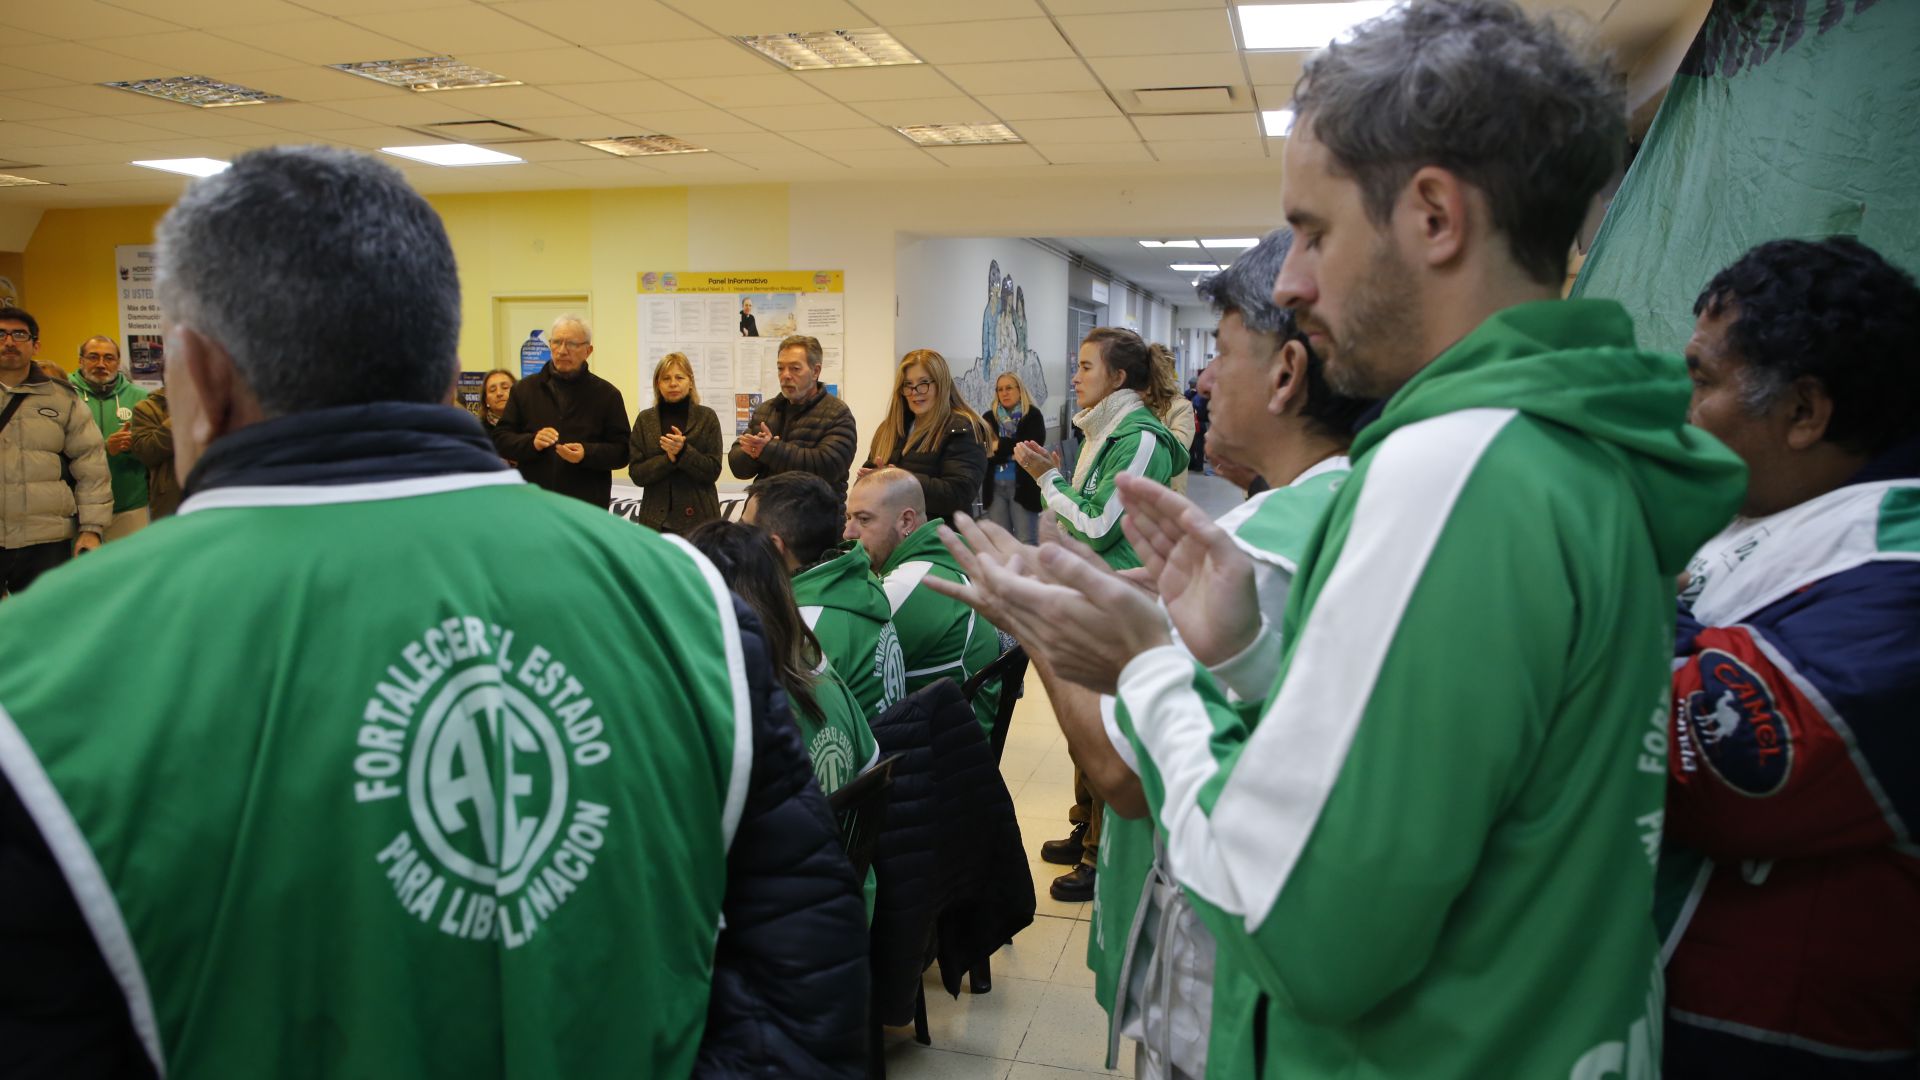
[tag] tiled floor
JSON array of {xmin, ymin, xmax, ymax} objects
[{"xmin": 883, "ymin": 471, "xmax": 1244, "ymax": 1079}]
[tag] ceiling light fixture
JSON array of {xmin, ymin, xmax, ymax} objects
[
  {"xmin": 895, "ymin": 123, "xmax": 1022, "ymax": 146},
  {"xmin": 0, "ymin": 173, "xmax": 54, "ymax": 187},
  {"xmin": 1170, "ymin": 263, "xmax": 1226, "ymax": 273},
  {"xmin": 1138, "ymin": 240, "xmax": 1202, "ymax": 248},
  {"xmin": 380, "ymin": 144, "xmax": 523, "ymax": 167},
  {"xmin": 1261, "ymin": 109, "xmax": 1296, "ymax": 137},
  {"xmin": 1237, "ymin": 2, "xmax": 1393, "ymax": 50},
  {"xmin": 131, "ymin": 157, "xmax": 231, "ymax": 177},
  {"xmin": 581, "ymin": 135, "xmax": 710, "ymax": 157},
  {"xmin": 333, "ymin": 57, "xmax": 522, "ymax": 93},
  {"xmin": 104, "ymin": 75, "xmax": 283, "ymax": 108},
  {"xmin": 737, "ymin": 28, "xmax": 921, "ymax": 70}
]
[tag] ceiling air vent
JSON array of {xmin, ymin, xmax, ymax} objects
[{"xmin": 1129, "ymin": 87, "xmax": 1237, "ymax": 114}]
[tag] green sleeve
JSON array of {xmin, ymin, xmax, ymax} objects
[{"xmin": 1040, "ymin": 431, "xmax": 1173, "ymax": 554}]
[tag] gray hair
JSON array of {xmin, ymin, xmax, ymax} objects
[
  {"xmin": 778, "ymin": 334, "xmax": 823, "ymax": 369},
  {"xmin": 154, "ymin": 145, "xmax": 460, "ymax": 415},
  {"xmin": 550, "ymin": 313, "xmax": 591, "ymax": 342},
  {"xmin": 1195, "ymin": 230, "xmax": 1296, "ymax": 336},
  {"xmin": 78, "ymin": 335, "xmax": 120, "ymax": 357},
  {"xmin": 1293, "ymin": 0, "xmax": 1625, "ymax": 285}
]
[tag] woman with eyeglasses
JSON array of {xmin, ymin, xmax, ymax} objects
[
  {"xmin": 981, "ymin": 372, "xmax": 1045, "ymax": 543},
  {"xmin": 862, "ymin": 349, "xmax": 990, "ymax": 524}
]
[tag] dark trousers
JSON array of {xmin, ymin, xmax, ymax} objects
[{"xmin": 1, "ymin": 540, "xmax": 69, "ymax": 597}]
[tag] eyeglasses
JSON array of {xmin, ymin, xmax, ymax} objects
[
  {"xmin": 0, "ymin": 329, "xmax": 34, "ymax": 342},
  {"xmin": 902, "ymin": 378, "xmax": 935, "ymax": 395},
  {"xmin": 82, "ymin": 352, "xmax": 118, "ymax": 363},
  {"xmin": 549, "ymin": 338, "xmax": 588, "ymax": 351}
]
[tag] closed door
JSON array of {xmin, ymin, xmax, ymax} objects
[{"xmin": 492, "ymin": 295, "xmax": 591, "ymax": 377}]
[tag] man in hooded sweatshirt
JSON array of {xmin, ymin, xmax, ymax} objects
[
  {"xmin": 844, "ymin": 467, "xmax": 1002, "ymax": 735},
  {"xmin": 928, "ymin": 1, "xmax": 1748, "ymax": 1075},
  {"xmin": 746, "ymin": 470, "xmax": 906, "ymax": 721},
  {"xmin": 68, "ymin": 336, "xmax": 150, "ymax": 541}
]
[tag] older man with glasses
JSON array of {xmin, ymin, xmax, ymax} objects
[{"xmin": 490, "ymin": 314, "xmax": 632, "ymax": 508}]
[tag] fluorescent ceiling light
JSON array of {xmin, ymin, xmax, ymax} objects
[
  {"xmin": 1262, "ymin": 109, "xmax": 1296, "ymax": 137},
  {"xmin": 737, "ymin": 28, "xmax": 921, "ymax": 70},
  {"xmin": 0, "ymin": 173, "xmax": 54, "ymax": 187},
  {"xmin": 333, "ymin": 57, "xmax": 521, "ymax": 93},
  {"xmin": 131, "ymin": 157, "xmax": 230, "ymax": 177},
  {"xmin": 1138, "ymin": 240, "xmax": 1202, "ymax": 248},
  {"xmin": 1170, "ymin": 263, "xmax": 1226, "ymax": 272},
  {"xmin": 582, "ymin": 135, "xmax": 709, "ymax": 157},
  {"xmin": 104, "ymin": 75, "xmax": 282, "ymax": 108},
  {"xmin": 381, "ymin": 144, "xmax": 523, "ymax": 167},
  {"xmin": 895, "ymin": 123, "xmax": 1022, "ymax": 146},
  {"xmin": 1237, "ymin": 2, "xmax": 1394, "ymax": 50},
  {"xmin": 1203, "ymin": 238, "xmax": 1258, "ymax": 248}
]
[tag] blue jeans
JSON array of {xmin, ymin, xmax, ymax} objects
[{"xmin": 984, "ymin": 473, "xmax": 1038, "ymax": 544}]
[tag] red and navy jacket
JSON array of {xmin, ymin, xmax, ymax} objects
[{"xmin": 1663, "ymin": 436, "xmax": 1920, "ymax": 1066}]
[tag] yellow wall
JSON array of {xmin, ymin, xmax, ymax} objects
[{"xmin": 20, "ymin": 205, "xmax": 167, "ymax": 371}]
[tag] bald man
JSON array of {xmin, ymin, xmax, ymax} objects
[{"xmin": 844, "ymin": 468, "xmax": 1003, "ymax": 734}]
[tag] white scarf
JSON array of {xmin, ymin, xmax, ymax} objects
[{"xmin": 1071, "ymin": 390, "xmax": 1145, "ymax": 491}]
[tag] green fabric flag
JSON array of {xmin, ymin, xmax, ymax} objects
[{"xmin": 1573, "ymin": 0, "xmax": 1920, "ymax": 353}]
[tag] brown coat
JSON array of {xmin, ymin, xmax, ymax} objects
[{"xmin": 126, "ymin": 389, "xmax": 180, "ymax": 519}]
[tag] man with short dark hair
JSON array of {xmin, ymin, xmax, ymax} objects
[
  {"xmin": 927, "ymin": 1, "xmax": 1749, "ymax": 1073},
  {"xmin": 1663, "ymin": 236, "xmax": 1920, "ymax": 1075},
  {"xmin": 746, "ymin": 470, "xmax": 904, "ymax": 721},
  {"xmin": 0, "ymin": 146, "xmax": 867, "ymax": 1078},
  {"xmin": 729, "ymin": 334, "xmax": 858, "ymax": 500},
  {"xmin": 844, "ymin": 467, "xmax": 1001, "ymax": 735},
  {"xmin": 68, "ymin": 334, "xmax": 151, "ymax": 541},
  {"xmin": 491, "ymin": 314, "xmax": 631, "ymax": 508},
  {"xmin": 0, "ymin": 306, "xmax": 111, "ymax": 594}
]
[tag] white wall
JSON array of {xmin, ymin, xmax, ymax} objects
[{"xmin": 894, "ymin": 236, "xmax": 1069, "ymax": 419}]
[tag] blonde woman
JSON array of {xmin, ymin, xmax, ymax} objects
[
  {"xmin": 1147, "ymin": 347, "xmax": 1196, "ymax": 494},
  {"xmin": 862, "ymin": 348, "xmax": 990, "ymax": 523},
  {"xmin": 981, "ymin": 371, "xmax": 1045, "ymax": 543},
  {"xmin": 628, "ymin": 353, "xmax": 721, "ymax": 534}
]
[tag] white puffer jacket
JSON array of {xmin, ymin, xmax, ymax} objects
[{"xmin": 0, "ymin": 366, "xmax": 112, "ymax": 548}]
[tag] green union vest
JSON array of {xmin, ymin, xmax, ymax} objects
[{"xmin": 0, "ymin": 476, "xmax": 750, "ymax": 1078}]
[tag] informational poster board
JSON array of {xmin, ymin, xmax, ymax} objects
[
  {"xmin": 114, "ymin": 245, "xmax": 165, "ymax": 388},
  {"xmin": 455, "ymin": 371, "xmax": 486, "ymax": 420},
  {"xmin": 636, "ymin": 270, "xmax": 845, "ymax": 428}
]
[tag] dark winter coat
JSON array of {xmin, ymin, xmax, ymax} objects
[
  {"xmin": 866, "ymin": 416, "xmax": 989, "ymax": 525},
  {"xmin": 865, "ymin": 680, "xmax": 1035, "ymax": 1027},
  {"xmin": 628, "ymin": 402, "xmax": 722, "ymax": 534},
  {"xmin": 980, "ymin": 407, "xmax": 1045, "ymax": 514},
  {"xmin": 728, "ymin": 387, "xmax": 858, "ymax": 501},
  {"xmin": 490, "ymin": 361, "xmax": 631, "ymax": 508}
]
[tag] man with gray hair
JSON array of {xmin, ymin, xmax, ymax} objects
[
  {"xmin": 927, "ymin": 1, "xmax": 1749, "ymax": 1074},
  {"xmin": 491, "ymin": 313, "xmax": 631, "ymax": 507},
  {"xmin": 0, "ymin": 146, "xmax": 867, "ymax": 1078},
  {"xmin": 729, "ymin": 333, "xmax": 858, "ymax": 501},
  {"xmin": 68, "ymin": 334, "xmax": 151, "ymax": 540}
]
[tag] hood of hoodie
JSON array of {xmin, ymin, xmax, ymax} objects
[
  {"xmin": 1093, "ymin": 404, "xmax": 1191, "ymax": 476},
  {"xmin": 793, "ymin": 540, "xmax": 892, "ymax": 623},
  {"xmin": 880, "ymin": 520, "xmax": 962, "ymax": 578},
  {"xmin": 1355, "ymin": 299, "xmax": 1747, "ymax": 575},
  {"xmin": 69, "ymin": 369, "xmax": 136, "ymax": 402}
]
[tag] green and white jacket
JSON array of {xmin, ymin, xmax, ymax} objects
[
  {"xmin": 1111, "ymin": 300, "xmax": 1747, "ymax": 1078},
  {"xmin": 1039, "ymin": 392, "xmax": 1188, "ymax": 571},
  {"xmin": 794, "ymin": 540, "xmax": 906, "ymax": 721},
  {"xmin": 878, "ymin": 520, "xmax": 1003, "ymax": 735}
]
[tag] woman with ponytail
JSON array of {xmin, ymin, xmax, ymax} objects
[{"xmin": 1145, "ymin": 344, "xmax": 1196, "ymax": 494}]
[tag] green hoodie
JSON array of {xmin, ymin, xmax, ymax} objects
[
  {"xmin": 1111, "ymin": 300, "xmax": 1746, "ymax": 1078},
  {"xmin": 878, "ymin": 521, "xmax": 1003, "ymax": 735},
  {"xmin": 793, "ymin": 540, "xmax": 905, "ymax": 720},
  {"xmin": 69, "ymin": 370, "xmax": 149, "ymax": 513},
  {"xmin": 1041, "ymin": 403, "xmax": 1189, "ymax": 570}
]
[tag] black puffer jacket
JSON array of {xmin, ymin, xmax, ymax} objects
[
  {"xmin": 728, "ymin": 388, "xmax": 859, "ymax": 501},
  {"xmin": 866, "ymin": 416, "xmax": 990, "ymax": 525},
  {"xmin": 866, "ymin": 680, "xmax": 1035, "ymax": 1025}
]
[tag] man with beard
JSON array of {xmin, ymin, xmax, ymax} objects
[
  {"xmin": 68, "ymin": 335, "xmax": 151, "ymax": 541},
  {"xmin": 729, "ymin": 335, "xmax": 859, "ymax": 502},
  {"xmin": 490, "ymin": 314, "xmax": 631, "ymax": 507},
  {"xmin": 927, "ymin": 0, "xmax": 1749, "ymax": 1074}
]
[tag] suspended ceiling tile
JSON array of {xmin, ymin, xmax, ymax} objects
[
  {"xmin": 665, "ymin": 73, "xmax": 831, "ymax": 109},
  {"xmin": 1041, "ymin": 0, "xmax": 1221, "ymax": 12},
  {"xmin": 545, "ymin": 79, "xmax": 710, "ymax": 113},
  {"xmin": 4, "ymin": 84, "xmax": 185, "ymax": 115},
  {"xmin": 923, "ymin": 143, "xmax": 1046, "ymax": 167},
  {"xmin": 1087, "ymin": 52, "xmax": 1242, "ymax": 91},
  {"xmin": 437, "ymin": 86, "xmax": 592, "ymax": 120},
  {"xmin": 324, "ymin": 124, "xmax": 439, "ymax": 149},
  {"xmin": 888, "ymin": 20, "xmax": 1077, "ymax": 65},
  {"xmin": 853, "ymin": 95, "xmax": 999, "ymax": 126},
  {"xmin": 491, "ymin": 113, "xmax": 628, "ymax": 140},
  {"xmin": 725, "ymin": 149, "xmax": 846, "ymax": 172},
  {"xmin": 0, "ymin": 69, "xmax": 68, "ymax": 94},
  {"xmin": 7, "ymin": 142, "xmax": 169, "ymax": 166},
  {"xmin": 238, "ymin": 102, "xmax": 377, "ymax": 131},
  {"xmin": 323, "ymin": 95, "xmax": 486, "ymax": 125},
  {"xmin": 1130, "ymin": 113, "xmax": 1258, "ymax": 141},
  {"xmin": 852, "ymin": 0, "xmax": 1047, "ymax": 24},
  {"xmin": 593, "ymin": 40, "xmax": 779, "ymax": 80},
  {"xmin": 274, "ymin": 0, "xmax": 467, "ymax": 14},
  {"xmin": 976, "ymin": 91, "xmax": 1121, "ymax": 120},
  {"xmin": 730, "ymin": 102, "xmax": 873, "ymax": 131},
  {"xmin": 342, "ymin": 8, "xmax": 572, "ymax": 54},
  {"xmin": 672, "ymin": 0, "xmax": 872, "ymax": 37},
  {"xmin": 93, "ymin": 0, "xmax": 319, "ymax": 29},
  {"xmin": 488, "ymin": 139, "xmax": 607, "ymax": 162},
  {"xmin": 1029, "ymin": 141, "xmax": 1153, "ymax": 164},
  {"xmin": 632, "ymin": 152, "xmax": 761, "ymax": 176},
  {"xmin": 1009, "ymin": 116, "xmax": 1138, "ymax": 143},
  {"xmin": 1055, "ymin": 11, "xmax": 1238, "ymax": 57},
  {"xmin": 1147, "ymin": 137, "xmax": 1268, "ymax": 160},
  {"xmin": 90, "ymin": 31, "xmax": 290, "ymax": 72},
  {"xmin": 794, "ymin": 66, "xmax": 959, "ymax": 103},
  {"xmin": 607, "ymin": 106, "xmax": 765, "ymax": 134},
  {"xmin": 660, "ymin": 130, "xmax": 800, "ymax": 152},
  {"xmin": 228, "ymin": 66, "xmax": 406, "ymax": 102},
  {"xmin": 818, "ymin": 148, "xmax": 945, "ymax": 169},
  {"xmin": 15, "ymin": 162, "xmax": 155, "ymax": 184},
  {"xmin": 938, "ymin": 59, "xmax": 1101, "ymax": 96},
  {"xmin": 0, "ymin": 1, "xmax": 182, "ymax": 40},
  {"xmin": 0, "ymin": 95, "xmax": 88, "ymax": 123},
  {"xmin": 1251, "ymin": 83, "xmax": 1293, "ymax": 110},
  {"xmin": 434, "ymin": 47, "xmax": 640, "ymax": 85},
  {"xmin": 213, "ymin": 20, "xmax": 431, "ymax": 67},
  {"xmin": 486, "ymin": 0, "xmax": 713, "ymax": 46},
  {"xmin": 541, "ymin": 156, "xmax": 666, "ymax": 180},
  {"xmin": 798, "ymin": 127, "xmax": 917, "ymax": 151},
  {"xmin": 1242, "ymin": 51, "xmax": 1306, "ymax": 88},
  {"xmin": 134, "ymin": 109, "xmax": 285, "ymax": 138},
  {"xmin": 3, "ymin": 42, "xmax": 186, "ymax": 83}
]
